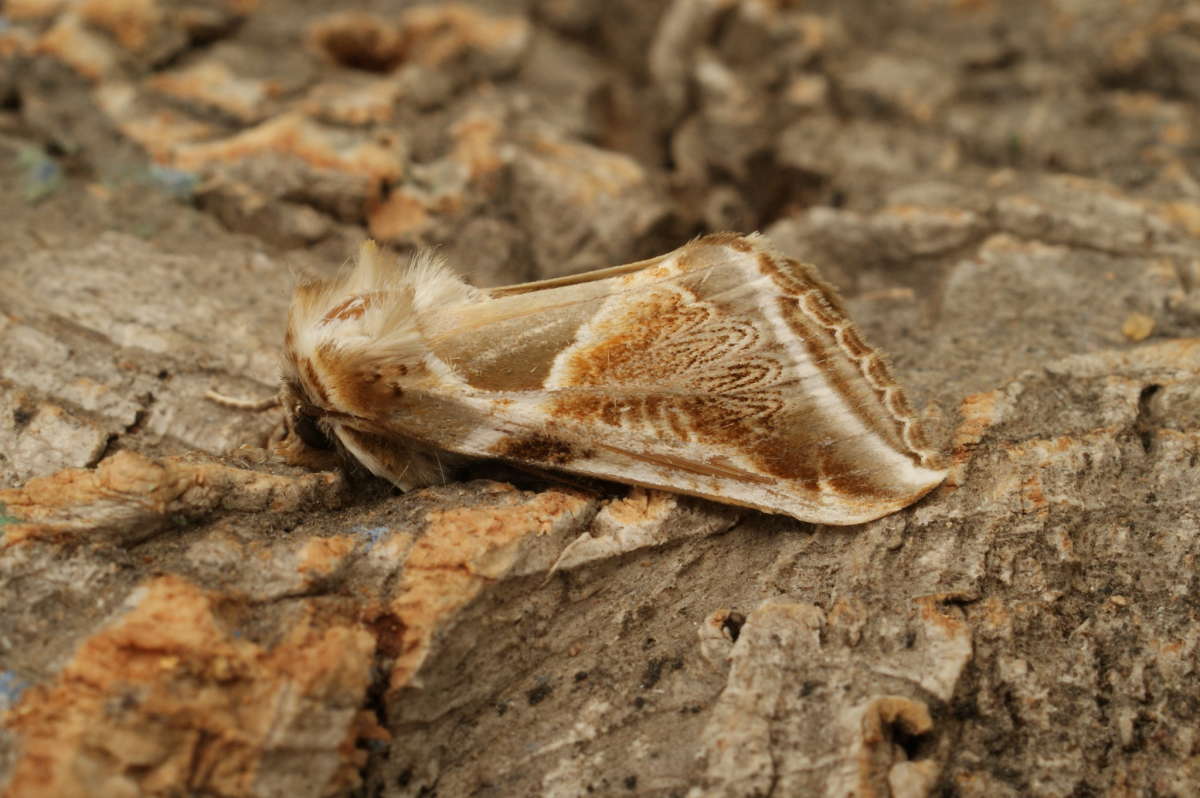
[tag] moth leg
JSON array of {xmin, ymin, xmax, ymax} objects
[
  {"xmin": 275, "ymin": 416, "xmax": 343, "ymax": 472},
  {"xmin": 266, "ymin": 415, "xmax": 290, "ymax": 449},
  {"xmin": 333, "ymin": 427, "xmax": 469, "ymax": 490}
]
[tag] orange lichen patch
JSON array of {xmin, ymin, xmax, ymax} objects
[
  {"xmin": 1019, "ymin": 474, "xmax": 1048, "ymax": 515},
  {"xmin": 1109, "ymin": 29, "xmax": 1152, "ymax": 71},
  {"xmin": 0, "ymin": 26, "xmax": 34, "ymax": 58},
  {"xmin": 385, "ymin": 489, "xmax": 590, "ymax": 689},
  {"xmin": 845, "ymin": 696, "xmax": 939, "ymax": 796},
  {"xmin": 3, "ymin": 575, "xmax": 375, "ymax": 798},
  {"xmin": 451, "ymin": 111, "xmax": 505, "ymax": 179},
  {"xmin": 883, "ymin": 204, "xmax": 969, "ymax": 224},
  {"xmin": 6, "ymin": 0, "xmax": 66, "ymax": 20},
  {"xmin": 975, "ymin": 596, "xmax": 1013, "ymax": 640},
  {"xmin": 367, "ymin": 189, "xmax": 432, "ymax": 241},
  {"xmin": 825, "ymin": 597, "xmax": 867, "ymax": 646},
  {"xmin": 172, "ymin": 112, "xmax": 406, "ymax": 182},
  {"xmin": 296, "ymin": 534, "xmax": 356, "ymax": 577},
  {"xmin": 947, "ymin": 390, "xmax": 1004, "ymax": 486},
  {"xmin": 1003, "ymin": 434, "xmax": 1077, "ymax": 461},
  {"xmin": 304, "ymin": 77, "xmax": 404, "ymax": 126},
  {"xmin": 36, "ymin": 13, "xmax": 121, "ymax": 81},
  {"xmin": 908, "ymin": 597, "xmax": 973, "ymax": 701},
  {"xmin": 1053, "ymin": 173, "xmax": 1134, "ymax": 200},
  {"xmin": 875, "ymin": 204, "xmax": 982, "ymax": 253},
  {"xmin": 309, "ymin": 11, "xmax": 405, "ymax": 73},
  {"xmin": 525, "ymin": 131, "xmax": 646, "ymax": 205},
  {"xmin": 913, "ymin": 596, "xmax": 970, "ymax": 638},
  {"xmin": 79, "ymin": 0, "xmax": 161, "ymax": 52},
  {"xmin": 86, "ymin": 182, "xmax": 113, "ymax": 201},
  {"xmin": 94, "ymin": 83, "xmax": 221, "ymax": 161},
  {"xmin": 859, "ymin": 696, "xmax": 933, "ymax": 743},
  {"xmin": 1047, "ymin": 526, "xmax": 1075, "ymax": 560},
  {"xmin": 0, "ymin": 450, "xmax": 345, "ymax": 547},
  {"xmin": 1154, "ymin": 637, "xmax": 1195, "ymax": 684},
  {"xmin": 397, "ymin": 3, "xmax": 530, "ymax": 68},
  {"xmin": 784, "ymin": 73, "xmax": 829, "ymax": 107},
  {"xmin": 371, "ymin": 529, "xmax": 414, "ymax": 561},
  {"xmin": 1046, "ymin": 338, "xmax": 1200, "ymax": 377},
  {"xmin": 598, "ymin": 488, "xmax": 676, "ymax": 526},
  {"xmin": 1121, "ymin": 312, "xmax": 1155, "ymax": 342},
  {"xmin": 976, "ymin": 230, "xmax": 1058, "ymax": 257},
  {"xmin": 1143, "ymin": 257, "xmax": 1181, "ymax": 289},
  {"xmin": 1111, "ymin": 90, "xmax": 1168, "ymax": 117},
  {"xmin": 148, "ymin": 61, "xmax": 276, "ymax": 123},
  {"xmin": 995, "ymin": 430, "xmax": 1125, "ymax": 513},
  {"xmin": 1159, "ymin": 201, "xmax": 1200, "ymax": 237},
  {"xmin": 1159, "ymin": 121, "xmax": 1191, "ymax": 147},
  {"xmin": 351, "ymin": 708, "xmax": 391, "ymax": 744}
]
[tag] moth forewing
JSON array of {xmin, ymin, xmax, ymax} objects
[{"xmin": 278, "ymin": 234, "xmax": 947, "ymax": 524}]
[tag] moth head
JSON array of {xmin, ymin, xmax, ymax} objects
[
  {"xmin": 274, "ymin": 372, "xmax": 456, "ymax": 490},
  {"xmin": 274, "ymin": 378, "xmax": 343, "ymax": 471},
  {"xmin": 274, "ymin": 240, "xmax": 481, "ymax": 482}
]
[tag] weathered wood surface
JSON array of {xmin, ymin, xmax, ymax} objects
[{"xmin": 3, "ymin": 2, "xmax": 1200, "ymax": 796}]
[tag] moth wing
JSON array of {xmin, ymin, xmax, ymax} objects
[
  {"xmin": 486, "ymin": 252, "xmax": 671, "ymax": 296},
  {"xmin": 408, "ymin": 234, "xmax": 945, "ymax": 524}
]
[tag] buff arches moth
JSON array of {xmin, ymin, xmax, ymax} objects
[{"xmin": 252, "ymin": 233, "xmax": 946, "ymax": 524}]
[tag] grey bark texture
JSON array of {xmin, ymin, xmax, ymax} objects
[{"xmin": 2, "ymin": 1, "xmax": 1200, "ymax": 796}]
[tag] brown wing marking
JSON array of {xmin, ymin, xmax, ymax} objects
[{"xmin": 593, "ymin": 443, "xmax": 774, "ymax": 484}]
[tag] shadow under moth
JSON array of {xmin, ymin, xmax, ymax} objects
[{"xmin": 271, "ymin": 233, "xmax": 946, "ymax": 524}]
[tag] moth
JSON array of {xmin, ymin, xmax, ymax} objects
[{"xmin": 273, "ymin": 233, "xmax": 946, "ymax": 524}]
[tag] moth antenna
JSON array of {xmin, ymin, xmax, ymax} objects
[
  {"xmin": 434, "ymin": 450, "xmax": 446, "ymax": 485},
  {"xmin": 204, "ymin": 389, "xmax": 280, "ymax": 412}
]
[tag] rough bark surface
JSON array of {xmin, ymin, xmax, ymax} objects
[{"xmin": 2, "ymin": 1, "xmax": 1200, "ymax": 796}]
